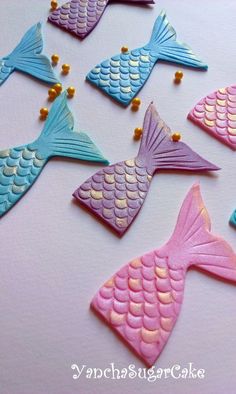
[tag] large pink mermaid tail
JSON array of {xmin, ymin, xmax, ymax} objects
[
  {"xmin": 188, "ymin": 85, "xmax": 236, "ymax": 150},
  {"xmin": 48, "ymin": 0, "xmax": 154, "ymax": 39},
  {"xmin": 91, "ymin": 184, "xmax": 236, "ymax": 366},
  {"xmin": 73, "ymin": 104, "xmax": 219, "ymax": 236}
]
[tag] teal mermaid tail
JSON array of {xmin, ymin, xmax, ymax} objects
[
  {"xmin": 87, "ymin": 10, "xmax": 207, "ymax": 106},
  {"xmin": 0, "ymin": 23, "xmax": 59, "ymax": 86},
  {"xmin": 0, "ymin": 92, "xmax": 108, "ymax": 216}
]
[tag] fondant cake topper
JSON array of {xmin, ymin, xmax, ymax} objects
[
  {"xmin": 188, "ymin": 85, "xmax": 236, "ymax": 150},
  {"xmin": 91, "ymin": 184, "xmax": 236, "ymax": 366},
  {"xmin": 188, "ymin": 85, "xmax": 236, "ymax": 229},
  {"xmin": 0, "ymin": 92, "xmax": 108, "ymax": 217},
  {"xmin": 73, "ymin": 103, "xmax": 219, "ymax": 236},
  {"xmin": 0, "ymin": 23, "xmax": 59, "ymax": 86},
  {"xmin": 48, "ymin": 0, "xmax": 154, "ymax": 40},
  {"xmin": 86, "ymin": 10, "xmax": 208, "ymax": 106}
]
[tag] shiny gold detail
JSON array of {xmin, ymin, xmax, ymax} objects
[
  {"xmin": 219, "ymin": 88, "xmax": 226, "ymax": 94},
  {"xmin": 91, "ymin": 189, "xmax": 103, "ymax": 199},
  {"xmin": 3, "ymin": 166, "xmax": 17, "ymax": 176},
  {"xmin": 110, "ymin": 310, "xmax": 125, "ymax": 325},
  {"xmin": 130, "ymin": 258, "xmax": 142, "ymax": 268},
  {"xmin": 39, "ymin": 107, "xmax": 49, "ymax": 119},
  {"xmin": 50, "ymin": 0, "xmax": 58, "ymax": 10},
  {"xmin": 51, "ymin": 54, "xmax": 59, "ymax": 65},
  {"xmin": 172, "ymin": 132, "xmax": 181, "ymax": 142},
  {"xmin": 125, "ymin": 174, "xmax": 137, "ymax": 184},
  {"xmin": 125, "ymin": 159, "xmax": 135, "ymax": 167},
  {"xmin": 228, "ymin": 127, "xmax": 236, "ymax": 135},
  {"xmin": 205, "ymin": 104, "xmax": 215, "ymax": 112},
  {"xmin": 121, "ymin": 46, "xmax": 129, "ymax": 53},
  {"xmin": 204, "ymin": 118, "xmax": 215, "ymax": 127},
  {"xmin": 134, "ymin": 127, "xmax": 143, "ymax": 140},
  {"xmin": 128, "ymin": 278, "xmax": 141, "ymax": 291},
  {"xmin": 105, "ymin": 174, "xmax": 115, "ymax": 184},
  {"xmin": 161, "ymin": 317, "xmax": 173, "ymax": 331},
  {"xmin": 157, "ymin": 291, "xmax": 172, "ymax": 304},
  {"xmin": 140, "ymin": 55, "xmax": 149, "ymax": 62},
  {"xmin": 132, "ymin": 98, "xmax": 141, "ymax": 106},
  {"xmin": 116, "ymin": 217, "xmax": 128, "ymax": 228},
  {"xmin": 115, "ymin": 198, "xmax": 127, "ymax": 209},
  {"xmin": 67, "ymin": 86, "xmax": 76, "ymax": 98},
  {"xmin": 155, "ymin": 266, "xmax": 168, "ymax": 279},
  {"xmin": 175, "ymin": 70, "xmax": 184, "ymax": 80},
  {"xmin": 48, "ymin": 88, "xmax": 57, "ymax": 101},
  {"xmin": 53, "ymin": 83, "xmax": 62, "ymax": 94},
  {"xmin": 105, "ymin": 277, "xmax": 114, "ymax": 288},
  {"xmin": 0, "ymin": 149, "xmax": 10, "ymax": 158},
  {"xmin": 141, "ymin": 328, "xmax": 160, "ymax": 344},
  {"xmin": 216, "ymin": 99, "xmax": 226, "ymax": 107},
  {"xmin": 61, "ymin": 64, "xmax": 70, "ymax": 74},
  {"xmin": 130, "ymin": 302, "xmax": 142, "ymax": 315},
  {"xmin": 228, "ymin": 113, "xmax": 236, "ymax": 121}
]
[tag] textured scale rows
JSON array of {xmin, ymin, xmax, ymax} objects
[
  {"xmin": 0, "ymin": 147, "xmax": 45, "ymax": 215},
  {"xmin": 188, "ymin": 85, "xmax": 236, "ymax": 149},
  {"xmin": 92, "ymin": 184, "xmax": 236, "ymax": 365},
  {"xmin": 48, "ymin": 0, "xmax": 108, "ymax": 38},
  {"xmin": 88, "ymin": 48, "xmax": 156, "ymax": 105},
  {"xmin": 77, "ymin": 158, "xmax": 152, "ymax": 232},
  {"xmin": 92, "ymin": 253, "xmax": 184, "ymax": 367}
]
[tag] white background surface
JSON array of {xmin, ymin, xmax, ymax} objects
[{"xmin": 0, "ymin": 0, "xmax": 236, "ymax": 393}]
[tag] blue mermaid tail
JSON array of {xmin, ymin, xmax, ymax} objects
[
  {"xmin": 87, "ymin": 10, "xmax": 208, "ymax": 106},
  {"xmin": 0, "ymin": 23, "xmax": 59, "ymax": 86},
  {"xmin": 0, "ymin": 92, "xmax": 108, "ymax": 216}
]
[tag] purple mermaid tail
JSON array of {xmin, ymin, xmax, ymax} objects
[{"xmin": 73, "ymin": 104, "xmax": 219, "ymax": 236}]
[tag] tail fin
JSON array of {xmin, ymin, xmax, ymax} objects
[
  {"xmin": 0, "ymin": 23, "xmax": 58, "ymax": 85},
  {"xmin": 137, "ymin": 103, "xmax": 219, "ymax": 173},
  {"xmin": 167, "ymin": 184, "xmax": 236, "ymax": 282},
  {"xmin": 230, "ymin": 210, "xmax": 236, "ymax": 228},
  {"xmin": 30, "ymin": 92, "xmax": 109, "ymax": 164},
  {"xmin": 146, "ymin": 11, "xmax": 208, "ymax": 69}
]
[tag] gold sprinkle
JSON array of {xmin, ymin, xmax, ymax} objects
[
  {"xmin": 115, "ymin": 198, "xmax": 127, "ymax": 209},
  {"xmin": 157, "ymin": 292, "xmax": 172, "ymax": 304},
  {"xmin": 110, "ymin": 310, "xmax": 125, "ymax": 325},
  {"xmin": 105, "ymin": 174, "xmax": 115, "ymax": 184},
  {"xmin": 91, "ymin": 189, "xmax": 103, "ymax": 199},
  {"xmin": 129, "ymin": 278, "xmax": 141, "ymax": 291},
  {"xmin": 141, "ymin": 328, "xmax": 160, "ymax": 344},
  {"xmin": 155, "ymin": 267, "xmax": 168, "ymax": 279},
  {"xmin": 161, "ymin": 317, "xmax": 173, "ymax": 331}
]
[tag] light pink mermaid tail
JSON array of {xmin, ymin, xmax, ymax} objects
[
  {"xmin": 188, "ymin": 85, "xmax": 236, "ymax": 150},
  {"xmin": 91, "ymin": 184, "xmax": 236, "ymax": 366},
  {"xmin": 48, "ymin": 0, "xmax": 154, "ymax": 39}
]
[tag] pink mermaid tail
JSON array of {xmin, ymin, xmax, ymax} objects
[
  {"xmin": 73, "ymin": 103, "xmax": 219, "ymax": 236},
  {"xmin": 188, "ymin": 85, "xmax": 236, "ymax": 150},
  {"xmin": 91, "ymin": 184, "xmax": 236, "ymax": 366}
]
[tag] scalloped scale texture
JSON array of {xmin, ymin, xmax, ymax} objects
[
  {"xmin": 48, "ymin": 0, "xmax": 108, "ymax": 39},
  {"xmin": 74, "ymin": 158, "xmax": 152, "ymax": 235},
  {"xmin": 230, "ymin": 210, "xmax": 236, "ymax": 228},
  {"xmin": 188, "ymin": 85, "xmax": 236, "ymax": 150},
  {"xmin": 91, "ymin": 184, "xmax": 236, "ymax": 365},
  {"xmin": 92, "ymin": 253, "xmax": 184, "ymax": 367}
]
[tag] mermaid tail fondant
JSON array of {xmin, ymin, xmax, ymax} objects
[
  {"xmin": 0, "ymin": 92, "xmax": 108, "ymax": 216},
  {"xmin": 73, "ymin": 103, "xmax": 219, "ymax": 236},
  {"xmin": 0, "ymin": 23, "xmax": 59, "ymax": 86},
  {"xmin": 188, "ymin": 85, "xmax": 236, "ymax": 228},
  {"xmin": 91, "ymin": 184, "xmax": 236, "ymax": 366},
  {"xmin": 87, "ymin": 10, "xmax": 208, "ymax": 106},
  {"xmin": 48, "ymin": 0, "xmax": 154, "ymax": 40}
]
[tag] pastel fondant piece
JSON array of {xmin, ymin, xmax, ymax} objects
[
  {"xmin": 73, "ymin": 103, "xmax": 219, "ymax": 236},
  {"xmin": 188, "ymin": 85, "xmax": 236, "ymax": 150},
  {"xmin": 0, "ymin": 92, "xmax": 108, "ymax": 217},
  {"xmin": 48, "ymin": 0, "xmax": 154, "ymax": 40},
  {"xmin": 91, "ymin": 184, "xmax": 236, "ymax": 366},
  {"xmin": 230, "ymin": 210, "xmax": 236, "ymax": 228},
  {"xmin": 0, "ymin": 23, "xmax": 59, "ymax": 86},
  {"xmin": 86, "ymin": 10, "xmax": 208, "ymax": 106}
]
